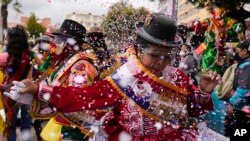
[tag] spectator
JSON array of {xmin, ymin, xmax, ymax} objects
[
  {"xmin": 178, "ymin": 44, "xmax": 198, "ymax": 86},
  {"xmin": 225, "ymin": 40, "xmax": 250, "ymax": 137},
  {"xmin": 0, "ymin": 25, "xmax": 34, "ymax": 141}
]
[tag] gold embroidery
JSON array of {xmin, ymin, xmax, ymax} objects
[
  {"xmin": 54, "ymin": 115, "xmax": 94, "ymax": 137},
  {"xmin": 107, "ymin": 52, "xmax": 190, "ymax": 125},
  {"xmin": 130, "ymin": 54, "xmax": 188, "ymax": 95},
  {"xmin": 107, "ymin": 76, "xmax": 162, "ymax": 122}
]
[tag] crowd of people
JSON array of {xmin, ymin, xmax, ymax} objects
[{"xmin": 0, "ymin": 5, "xmax": 249, "ymax": 141}]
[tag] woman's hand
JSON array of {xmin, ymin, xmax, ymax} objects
[
  {"xmin": 14, "ymin": 79, "xmax": 39, "ymax": 95},
  {"xmin": 200, "ymin": 70, "xmax": 221, "ymax": 93},
  {"xmin": 215, "ymin": 56, "xmax": 225, "ymax": 67}
]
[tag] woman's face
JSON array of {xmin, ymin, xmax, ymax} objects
[
  {"xmin": 179, "ymin": 45, "xmax": 189, "ymax": 56},
  {"xmin": 137, "ymin": 45, "xmax": 172, "ymax": 76},
  {"xmin": 180, "ymin": 45, "xmax": 188, "ymax": 52},
  {"xmin": 53, "ymin": 35, "xmax": 67, "ymax": 55}
]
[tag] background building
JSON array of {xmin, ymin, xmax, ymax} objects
[
  {"xmin": 158, "ymin": 0, "xmax": 210, "ymax": 25},
  {"xmin": 66, "ymin": 12, "xmax": 105, "ymax": 31},
  {"xmin": 158, "ymin": 0, "xmax": 178, "ymax": 20},
  {"xmin": 0, "ymin": 16, "xmax": 54, "ymax": 43},
  {"xmin": 20, "ymin": 16, "xmax": 56, "ymax": 35},
  {"xmin": 177, "ymin": 0, "xmax": 209, "ymax": 25},
  {"xmin": 21, "ymin": 16, "xmax": 52, "ymax": 29}
]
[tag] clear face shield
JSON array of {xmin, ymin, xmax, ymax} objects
[
  {"xmin": 138, "ymin": 45, "xmax": 177, "ymax": 64},
  {"xmin": 53, "ymin": 35, "xmax": 67, "ymax": 55}
]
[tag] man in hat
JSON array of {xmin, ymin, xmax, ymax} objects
[
  {"xmin": 26, "ymin": 19, "xmax": 101, "ymax": 141},
  {"xmin": 34, "ymin": 19, "xmax": 87, "ymax": 78},
  {"xmin": 44, "ymin": 27, "xmax": 123, "ymax": 141},
  {"xmin": 40, "ymin": 26, "xmax": 122, "ymax": 141},
  {"xmin": 33, "ymin": 35, "xmax": 54, "ymax": 58},
  {"xmin": 32, "ymin": 35, "xmax": 55, "ymax": 78},
  {"xmin": 86, "ymin": 27, "xmax": 110, "ymax": 61},
  {"xmin": 35, "ymin": 21, "xmax": 125, "ymax": 141},
  {"xmin": 225, "ymin": 40, "xmax": 250, "ymax": 137},
  {"xmin": 12, "ymin": 13, "xmax": 221, "ymax": 140},
  {"xmin": 86, "ymin": 27, "xmax": 125, "ymax": 79}
]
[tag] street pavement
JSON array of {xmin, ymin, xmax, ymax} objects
[{"xmin": 0, "ymin": 127, "xmax": 37, "ymax": 141}]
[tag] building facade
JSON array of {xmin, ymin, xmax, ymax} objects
[
  {"xmin": 66, "ymin": 12, "xmax": 105, "ymax": 31},
  {"xmin": 158, "ymin": 0, "xmax": 178, "ymax": 20},
  {"xmin": 177, "ymin": 0, "xmax": 209, "ymax": 25},
  {"xmin": 158, "ymin": 0, "xmax": 210, "ymax": 25},
  {"xmin": 21, "ymin": 16, "xmax": 52, "ymax": 29}
]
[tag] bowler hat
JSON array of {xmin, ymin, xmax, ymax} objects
[
  {"xmin": 225, "ymin": 34, "xmax": 239, "ymax": 48},
  {"xmin": 86, "ymin": 27, "xmax": 106, "ymax": 48},
  {"xmin": 135, "ymin": 13, "xmax": 179, "ymax": 47},
  {"xmin": 35, "ymin": 35, "xmax": 53, "ymax": 44},
  {"xmin": 87, "ymin": 27, "xmax": 104, "ymax": 36},
  {"xmin": 53, "ymin": 19, "xmax": 86, "ymax": 42}
]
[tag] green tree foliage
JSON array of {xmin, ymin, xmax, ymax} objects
[
  {"xmin": 26, "ymin": 13, "xmax": 46, "ymax": 38},
  {"xmin": 103, "ymin": 2, "xmax": 149, "ymax": 45},
  {"xmin": 187, "ymin": 0, "xmax": 250, "ymax": 23}
]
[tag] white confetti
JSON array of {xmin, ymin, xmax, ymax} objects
[
  {"xmin": 154, "ymin": 122, "xmax": 163, "ymax": 130},
  {"xmin": 67, "ymin": 38, "xmax": 76, "ymax": 45},
  {"xmin": 90, "ymin": 125, "xmax": 99, "ymax": 133},
  {"xmin": 40, "ymin": 43, "xmax": 50, "ymax": 51},
  {"xmin": 43, "ymin": 93, "xmax": 51, "ymax": 101},
  {"xmin": 53, "ymin": 107, "xmax": 57, "ymax": 112},
  {"xmin": 73, "ymin": 75, "xmax": 86, "ymax": 83},
  {"xmin": 118, "ymin": 131, "xmax": 132, "ymax": 141},
  {"xmin": 36, "ymin": 53, "xmax": 43, "ymax": 59},
  {"xmin": 21, "ymin": 129, "xmax": 31, "ymax": 141}
]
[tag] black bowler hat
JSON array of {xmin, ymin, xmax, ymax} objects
[
  {"xmin": 86, "ymin": 27, "xmax": 106, "ymax": 48},
  {"xmin": 135, "ymin": 13, "xmax": 179, "ymax": 47},
  {"xmin": 35, "ymin": 34, "xmax": 54, "ymax": 44},
  {"xmin": 225, "ymin": 34, "xmax": 239, "ymax": 48},
  {"xmin": 53, "ymin": 19, "xmax": 86, "ymax": 42},
  {"xmin": 87, "ymin": 27, "xmax": 104, "ymax": 37}
]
